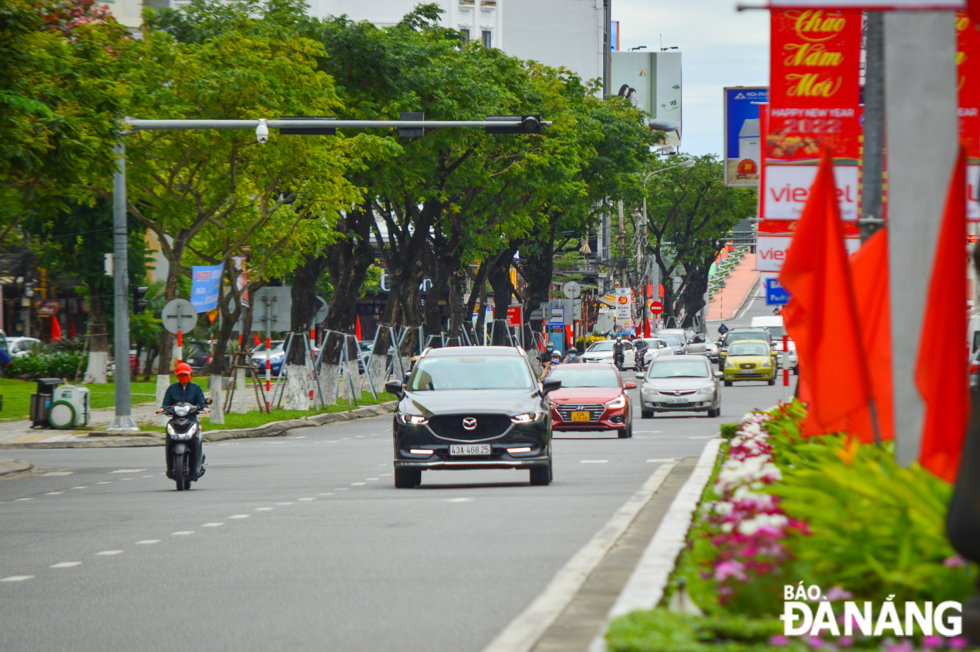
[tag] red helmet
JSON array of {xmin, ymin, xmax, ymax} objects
[{"xmin": 175, "ymin": 362, "xmax": 192, "ymax": 378}]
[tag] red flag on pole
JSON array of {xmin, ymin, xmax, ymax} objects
[
  {"xmin": 355, "ymin": 315, "xmax": 362, "ymax": 341},
  {"xmin": 68, "ymin": 318, "xmax": 76, "ymax": 339},
  {"xmin": 51, "ymin": 315, "xmax": 62, "ymax": 342},
  {"xmin": 917, "ymin": 148, "xmax": 969, "ymax": 483},
  {"xmin": 778, "ymin": 149, "xmax": 872, "ymax": 436}
]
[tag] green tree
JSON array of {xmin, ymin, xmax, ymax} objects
[{"xmin": 642, "ymin": 155, "xmax": 756, "ymax": 327}]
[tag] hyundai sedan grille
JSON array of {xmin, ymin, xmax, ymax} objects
[{"xmin": 554, "ymin": 404, "xmax": 605, "ymax": 422}]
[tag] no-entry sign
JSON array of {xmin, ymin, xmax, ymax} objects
[{"xmin": 650, "ymin": 301, "xmax": 663, "ymax": 315}]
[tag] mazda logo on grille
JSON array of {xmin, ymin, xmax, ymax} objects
[{"xmin": 462, "ymin": 418, "xmax": 478, "ymax": 431}]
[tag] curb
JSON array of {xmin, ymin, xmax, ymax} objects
[
  {"xmin": 0, "ymin": 458, "xmax": 33, "ymax": 476},
  {"xmin": 588, "ymin": 437, "xmax": 724, "ymax": 652},
  {"xmin": 706, "ymin": 273, "xmax": 761, "ymax": 324},
  {"xmin": 0, "ymin": 402, "xmax": 398, "ymax": 449}
]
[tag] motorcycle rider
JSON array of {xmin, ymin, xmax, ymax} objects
[
  {"xmin": 612, "ymin": 335, "xmax": 626, "ymax": 370},
  {"xmin": 156, "ymin": 362, "xmax": 209, "ymax": 479},
  {"xmin": 539, "ymin": 341, "xmax": 555, "ymax": 365},
  {"xmin": 562, "ymin": 347, "xmax": 583, "ymax": 364},
  {"xmin": 634, "ymin": 337, "xmax": 649, "ymax": 372}
]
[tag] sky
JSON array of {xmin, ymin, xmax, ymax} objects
[{"xmin": 614, "ymin": 0, "xmax": 770, "ymax": 158}]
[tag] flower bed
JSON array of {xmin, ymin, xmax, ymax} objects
[{"xmin": 606, "ymin": 401, "xmax": 977, "ymax": 652}]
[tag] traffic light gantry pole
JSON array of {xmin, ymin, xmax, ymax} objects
[{"xmin": 107, "ymin": 115, "xmax": 549, "ymax": 432}]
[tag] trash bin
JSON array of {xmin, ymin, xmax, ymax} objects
[
  {"xmin": 37, "ymin": 378, "xmax": 63, "ymax": 394},
  {"xmin": 30, "ymin": 378, "xmax": 63, "ymax": 429}
]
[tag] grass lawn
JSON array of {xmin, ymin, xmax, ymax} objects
[
  {"xmin": 138, "ymin": 392, "xmax": 398, "ymax": 433},
  {"xmin": 0, "ymin": 377, "xmax": 171, "ymax": 421}
]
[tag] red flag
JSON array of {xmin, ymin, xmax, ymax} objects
[
  {"xmin": 51, "ymin": 315, "xmax": 62, "ymax": 342},
  {"xmin": 68, "ymin": 319, "xmax": 76, "ymax": 339},
  {"xmin": 355, "ymin": 315, "xmax": 362, "ymax": 341},
  {"xmin": 917, "ymin": 148, "xmax": 969, "ymax": 483},
  {"xmin": 778, "ymin": 149, "xmax": 871, "ymax": 436}
]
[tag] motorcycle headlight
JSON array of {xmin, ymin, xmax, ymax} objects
[
  {"xmin": 605, "ymin": 395, "xmax": 627, "ymax": 409},
  {"xmin": 725, "ymin": 359, "xmax": 735, "ymax": 368},
  {"xmin": 396, "ymin": 414, "xmax": 428, "ymax": 426},
  {"xmin": 174, "ymin": 405, "xmax": 190, "ymax": 417},
  {"xmin": 512, "ymin": 412, "xmax": 545, "ymax": 424},
  {"xmin": 166, "ymin": 423, "xmax": 176, "ymax": 436}
]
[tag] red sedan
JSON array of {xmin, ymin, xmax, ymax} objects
[{"xmin": 546, "ymin": 363, "xmax": 636, "ymax": 438}]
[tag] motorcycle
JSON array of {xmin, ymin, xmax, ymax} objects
[{"xmin": 163, "ymin": 401, "xmax": 206, "ymax": 491}]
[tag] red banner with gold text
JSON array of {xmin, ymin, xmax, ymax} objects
[{"xmin": 958, "ymin": 12, "xmax": 980, "ymax": 219}]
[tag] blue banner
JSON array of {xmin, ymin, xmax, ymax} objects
[{"xmin": 191, "ymin": 264, "xmax": 223, "ymax": 312}]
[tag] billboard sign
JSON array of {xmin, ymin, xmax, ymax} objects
[
  {"xmin": 724, "ymin": 87, "xmax": 768, "ymax": 187},
  {"xmin": 765, "ymin": 278, "xmax": 791, "ymax": 306},
  {"xmin": 765, "ymin": 1, "xmax": 963, "ymax": 7},
  {"xmin": 190, "ymin": 264, "xmax": 223, "ymax": 312},
  {"xmin": 610, "ymin": 51, "xmax": 683, "ymax": 147}
]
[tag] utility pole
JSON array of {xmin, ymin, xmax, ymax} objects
[
  {"xmin": 618, "ymin": 200, "xmax": 628, "ymax": 289},
  {"xmin": 603, "ymin": 0, "xmax": 612, "ymax": 96},
  {"xmin": 860, "ymin": 12, "xmax": 885, "ymax": 242},
  {"xmin": 108, "ymin": 137, "xmax": 137, "ymax": 432}
]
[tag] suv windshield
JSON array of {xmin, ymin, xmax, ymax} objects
[
  {"xmin": 658, "ymin": 333, "xmax": 684, "ymax": 346},
  {"xmin": 648, "ymin": 359, "xmax": 709, "ymax": 378},
  {"xmin": 409, "ymin": 356, "xmax": 534, "ymax": 391},
  {"xmin": 548, "ymin": 366, "xmax": 619, "ymax": 388}
]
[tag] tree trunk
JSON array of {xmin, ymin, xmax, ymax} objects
[
  {"xmin": 84, "ymin": 289, "xmax": 109, "ymax": 384},
  {"xmin": 288, "ymin": 253, "xmax": 330, "ymax": 365}
]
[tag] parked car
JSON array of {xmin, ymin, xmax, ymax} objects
[
  {"xmin": 722, "ymin": 340, "xmax": 777, "ymax": 386},
  {"xmin": 384, "ymin": 346, "xmax": 559, "ymax": 488},
  {"xmin": 582, "ymin": 339, "xmax": 636, "ymax": 369},
  {"xmin": 717, "ymin": 328, "xmax": 773, "ymax": 370},
  {"xmin": 640, "ymin": 355, "xmax": 722, "ymax": 418},
  {"xmin": 183, "ymin": 342, "xmax": 213, "ymax": 372},
  {"xmin": 7, "ymin": 337, "xmax": 40, "ymax": 359},
  {"xmin": 654, "ymin": 330, "xmax": 689, "ymax": 355},
  {"xmin": 250, "ymin": 340, "xmax": 285, "ymax": 376},
  {"xmin": 547, "ymin": 363, "xmax": 636, "ymax": 438}
]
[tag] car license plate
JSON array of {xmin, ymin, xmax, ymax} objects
[
  {"xmin": 450, "ymin": 444, "xmax": 491, "ymax": 456},
  {"xmin": 668, "ymin": 397, "xmax": 688, "ymax": 403},
  {"xmin": 739, "ymin": 369, "xmax": 755, "ymax": 374},
  {"xmin": 571, "ymin": 411, "xmax": 591, "ymax": 421}
]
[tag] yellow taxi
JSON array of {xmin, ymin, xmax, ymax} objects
[{"xmin": 722, "ymin": 340, "xmax": 777, "ymax": 386}]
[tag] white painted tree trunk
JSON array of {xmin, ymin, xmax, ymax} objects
[
  {"xmin": 209, "ymin": 375, "xmax": 224, "ymax": 425},
  {"xmin": 344, "ymin": 360, "xmax": 362, "ymax": 401},
  {"xmin": 319, "ymin": 364, "xmax": 339, "ymax": 406},
  {"xmin": 282, "ymin": 364, "xmax": 310, "ymax": 411},
  {"xmin": 368, "ymin": 355, "xmax": 387, "ymax": 396},
  {"xmin": 155, "ymin": 374, "xmax": 170, "ymax": 426},
  {"xmin": 84, "ymin": 351, "xmax": 107, "ymax": 385}
]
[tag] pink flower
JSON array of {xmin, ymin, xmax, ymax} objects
[
  {"xmin": 950, "ymin": 637, "xmax": 969, "ymax": 649},
  {"xmin": 921, "ymin": 635, "xmax": 944, "ymax": 650},
  {"xmin": 885, "ymin": 641, "xmax": 914, "ymax": 652},
  {"xmin": 806, "ymin": 636, "xmax": 824, "ymax": 649},
  {"xmin": 823, "ymin": 586, "xmax": 853, "ymax": 602},
  {"xmin": 837, "ymin": 636, "xmax": 853, "ymax": 648},
  {"xmin": 769, "ymin": 635, "xmax": 790, "ymax": 646},
  {"xmin": 714, "ymin": 560, "xmax": 747, "ymax": 582},
  {"xmin": 944, "ymin": 555, "xmax": 966, "ymax": 568}
]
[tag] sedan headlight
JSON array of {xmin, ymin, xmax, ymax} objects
[
  {"xmin": 396, "ymin": 414, "xmax": 428, "ymax": 426},
  {"xmin": 605, "ymin": 396, "xmax": 627, "ymax": 409},
  {"xmin": 696, "ymin": 386, "xmax": 715, "ymax": 396},
  {"xmin": 511, "ymin": 412, "xmax": 546, "ymax": 424},
  {"xmin": 641, "ymin": 387, "xmax": 657, "ymax": 397},
  {"xmin": 761, "ymin": 360, "xmax": 772, "ymax": 368},
  {"xmin": 725, "ymin": 359, "xmax": 736, "ymax": 368}
]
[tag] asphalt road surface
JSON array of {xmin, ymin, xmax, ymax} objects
[{"xmin": 0, "ymin": 298, "xmax": 794, "ymax": 652}]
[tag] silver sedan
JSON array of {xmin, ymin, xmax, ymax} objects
[{"xmin": 639, "ymin": 356, "xmax": 722, "ymax": 419}]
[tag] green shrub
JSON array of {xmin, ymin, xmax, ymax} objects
[
  {"xmin": 4, "ymin": 352, "xmax": 86, "ymax": 380},
  {"xmin": 606, "ymin": 610, "xmax": 797, "ymax": 652},
  {"xmin": 719, "ymin": 423, "xmax": 738, "ymax": 439}
]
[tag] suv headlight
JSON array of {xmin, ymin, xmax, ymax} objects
[
  {"xmin": 725, "ymin": 359, "xmax": 735, "ymax": 368},
  {"xmin": 396, "ymin": 414, "xmax": 428, "ymax": 425},
  {"xmin": 511, "ymin": 412, "xmax": 546, "ymax": 424},
  {"xmin": 604, "ymin": 396, "xmax": 627, "ymax": 409}
]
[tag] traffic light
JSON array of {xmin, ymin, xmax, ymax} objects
[
  {"xmin": 133, "ymin": 286, "xmax": 149, "ymax": 314},
  {"xmin": 485, "ymin": 115, "xmax": 543, "ymax": 135}
]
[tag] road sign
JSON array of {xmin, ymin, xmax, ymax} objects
[
  {"xmin": 242, "ymin": 286, "xmax": 292, "ymax": 332},
  {"xmin": 650, "ymin": 301, "xmax": 663, "ymax": 316},
  {"xmin": 161, "ymin": 299, "xmax": 197, "ymax": 334},
  {"xmin": 765, "ymin": 278, "xmax": 791, "ymax": 306},
  {"xmin": 506, "ymin": 305, "xmax": 522, "ymax": 328},
  {"xmin": 314, "ymin": 296, "xmax": 329, "ymax": 324},
  {"xmin": 549, "ymin": 307, "xmax": 565, "ymax": 328},
  {"xmin": 562, "ymin": 281, "xmax": 582, "ymax": 299}
]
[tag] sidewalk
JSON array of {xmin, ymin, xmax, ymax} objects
[{"xmin": 706, "ymin": 253, "xmax": 760, "ymax": 321}]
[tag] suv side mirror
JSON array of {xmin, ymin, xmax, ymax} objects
[
  {"xmin": 384, "ymin": 380, "xmax": 404, "ymax": 398},
  {"xmin": 541, "ymin": 378, "xmax": 562, "ymax": 394}
]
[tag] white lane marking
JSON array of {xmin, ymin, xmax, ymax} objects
[
  {"xmin": 355, "ymin": 435, "xmax": 364, "ymax": 438},
  {"xmin": 276, "ymin": 502, "xmax": 294, "ymax": 506},
  {"xmin": 202, "ymin": 523, "xmax": 223, "ymax": 527},
  {"xmin": 351, "ymin": 482, "xmax": 366, "ymax": 486},
  {"xmin": 366, "ymin": 478, "xmax": 380, "ymax": 481},
  {"xmin": 120, "ymin": 478, "xmax": 133, "ymax": 481},
  {"xmin": 335, "ymin": 488, "xmax": 348, "ymax": 491},
  {"xmin": 50, "ymin": 562, "xmax": 82, "ymax": 568},
  {"xmin": 96, "ymin": 550, "xmax": 123, "ymax": 556},
  {"xmin": 580, "ymin": 460, "xmax": 609, "ymax": 464},
  {"xmin": 1, "ymin": 576, "xmax": 34, "ymax": 582},
  {"xmin": 297, "ymin": 498, "xmax": 314, "ymax": 502},
  {"xmin": 295, "ymin": 436, "xmax": 307, "ymax": 439},
  {"xmin": 141, "ymin": 475, "xmax": 154, "ymax": 478},
  {"xmin": 96, "ymin": 482, "xmax": 111, "ymax": 485},
  {"xmin": 44, "ymin": 492, "xmax": 63, "ymax": 495},
  {"xmin": 254, "ymin": 507, "xmax": 273, "ymax": 512},
  {"xmin": 446, "ymin": 498, "xmax": 473, "ymax": 503},
  {"xmin": 111, "ymin": 469, "xmax": 146, "ymax": 474},
  {"xmin": 646, "ymin": 458, "xmax": 677, "ymax": 464},
  {"xmin": 71, "ymin": 486, "xmax": 87, "ymax": 490},
  {"xmin": 42, "ymin": 471, "xmax": 73, "ymax": 476},
  {"xmin": 480, "ymin": 462, "xmax": 678, "ymax": 652},
  {"xmin": 229, "ymin": 515, "xmax": 250, "ymax": 519},
  {"xmin": 318, "ymin": 493, "xmax": 333, "ymax": 496},
  {"xmin": 171, "ymin": 531, "xmax": 194, "ymax": 536},
  {"xmin": 379, "ymin": 473, "xmax": 392, "ymax": 477},
  {"xmin": 15, "ymin": 497, "xmax": 33, "ymax": 501},
  {"xmin": 136, "ymin": 540, "xmax": 160, "ymax": 545}
]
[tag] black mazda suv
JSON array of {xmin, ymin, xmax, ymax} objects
[{"xmin": 385, "ymin": 346, "xmax": 561, "ymax": 488}]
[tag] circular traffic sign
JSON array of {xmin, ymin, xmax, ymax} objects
[
  {"xmin": 160, "ymin": 299, "xmax": 197, "ymax": 334},
  {"xmin": 562, "ymin": 281, "xmax": 582, "ymax": 299},
  {"xmin": 314, "ymin": 296, "xmax": 329, "ymax": 324},
  {"xmin": 650, "ymin": 301, "xmax": 663, "ymax": 316}
]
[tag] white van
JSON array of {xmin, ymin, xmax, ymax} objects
[{"xmin": 750, "ymin": 316, "xmax": 798, "ymax": 373}]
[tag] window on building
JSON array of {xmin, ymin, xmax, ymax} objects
[
  {"xmin": 481, "ymin": 30, "xmax": 492, "ymax": 48},
  {"xmin": 460, "ymin": 28, "xmax": 470, "ymax": 41}
]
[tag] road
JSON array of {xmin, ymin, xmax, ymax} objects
[{"xmin": 0, "ymin": 299, "xmax": 793, "ymax": 652}]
